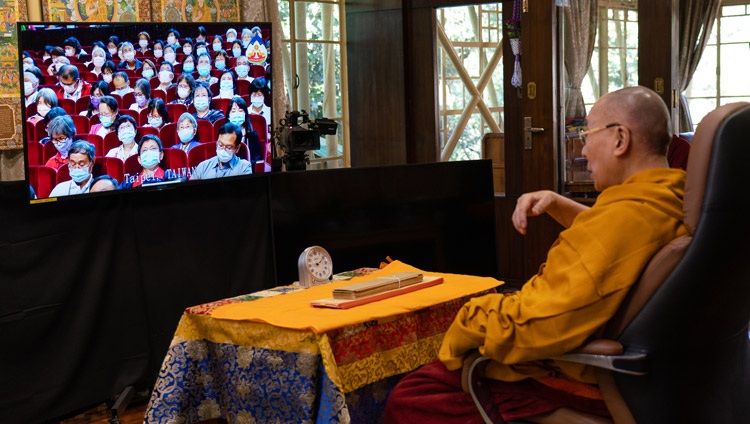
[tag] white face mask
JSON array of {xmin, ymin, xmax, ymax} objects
[
  {"xmin": 123, "ymin": 51, "xmax": 135, "ymax": 62},
  {"xmin": 164, "ymin": 52, "xmax": 176, "ymax": 63},
  {"xmin": 142, "ymin": 69, "xmax": 154, "ymax": 79},
  {"xmin": 24, "ymin": 82, "xmax": 35, "ymax": 95},
  {"xmin": 177, "ymin": 87, "xmax": 190, "ymax": 99},
  {"xmin": 153, "ymin": 49, "xmax": 163, "ymax": 58},
  {"xmin": 103, "ymin": 73, "xmax": 113, "ymax": 83},
  {"xmin": 108, "ymin": 47, "xmax": 117, "ymax": 56},
  {"xmin": 227, "ymin": 35, "xmax": 236, "ymax": 43},
  {"xmin": 250, "ymin": 96, "xmax": 264, "ymax": 108},
  {"xmin": 36, "ymin": 103, "xmax": 50, "ymax": 116},
  {"xmin": 213, "ymin": 43, "xmax": 222, "ymax": 52},
  {"xmin": 139, "ymin": 39, "xmax": 148, "ymax": 49},
  {"xmin": 92, "ymin": 56, "xmax": 105, "ymax": 68},
  {"xmin": 158, "ymin": 70, "xmax": 173, "ymax": 83},
  {"xmin": 167, "ymin": 36, "xmax": 176, "ymax": 45},
  {"xmin": 63, "ymin": 82, "xmax": 78, "ymax": 94},
  {"xmin": 183, "ymin": 46, "xmax": 192, "ymax": 55},
  {"xmin": 65, "ymin": 48, "xmax": 75, "ymax": 57}
]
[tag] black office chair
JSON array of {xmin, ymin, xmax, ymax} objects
[{"xmin": 463, "ymin": 102, "xmax": 750, "ymax": 424}]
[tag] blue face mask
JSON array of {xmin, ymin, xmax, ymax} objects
[
  {"xmin": 197, "ymin": 65, "xmax": 211, "ymax": 77},
  {"xmin": 228, "ymin": 111, "xmax": 245, "ymax": 127},
  {"xmin": 216, "ymin": 148, "xmax": 234, "ymax": 163},
  {"xmin": 232, "ymin": 48, "xmax": 242, "ymax": 57},
  {"xmin": 69, "ymin": 167, "xmax": 90, "ymax": 183},
  {"xmin": 178, "ymin": 128, "xmax": 194, "ymax": 143},
  {"xmin": 142, "ymin": 69, "xmax": 155, "ymax": 79},
  {"xmin": 215, "ymin": 60, "xmax": 226, "ymax": 70},
  {"xmin": 100, "ymin": 115, "xmax": 113, "ymax": 128},
  {"xmin": 183, "ymin": 62, "xmax": 195, "ymax": 73},
  {"xmin": 140, "ymin": 149, "xmax": 161, "ymax": 169},
  {"xmin": 219, "ymin": 80, "xmax": 233, "ymax": 91},
  {"xmin": 194, "ymin": 96, "xmax": 209, "ymax": 111},
  {"xmin": 235, "ymin": 65, "xmax": 249, "ymax": 78}
]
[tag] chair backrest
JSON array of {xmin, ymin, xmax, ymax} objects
[
  {"xmin": 187, "ymin": 142, "xmax": 214, "ymax": 168},
  {"xmin": 43, "ymin": 141, "xmax": 57, "ymax": 163},
  {"xmin": 75, "ymin": 133, "xmax": 104, "ymax": 156},
  {"xmin": 166, "ymin": 103, "xmax": 187, "ymax": 122},
  {"xmin": 120, "ymin": 108, "xmax": 140, "ymax": 123},
  {"xmin": 58, "ymin": 98, "xmax": 75, "ymax": 115},
  {"xmin": 249, "ymin": 114, "xmax": 268, "ymax": 144},
  {"xmin": 71, "ymin": 114, "xmax": 90, "ymax": 134},
  {"xmin": 28, "ymin": 165, "xmax": 57, "ymax": 198},
  {"xmin": 163, "ymin": 148, "xmax": 189, "ymax": 179},
  {"xmin": 159, "ymin": 122, "xmax": 177, "ymax": 148},
  {"xmin": 600, "ymin": 102, "xmax": 750, "ymax": 423},
  {"xmin": 102, "ymin": 131, "xmax": 121, "ymax": 155},
  {"xmin": 93, "ymin": 156, "xmax": 124, "ymax": 184},
  {"xmin": 34, "ymin": 119, "xmax": 47, "ymax": 142},
  {"xmin": 27, "ymin": 141, "xmax": 43, "ymax": 166},
  {"xmin": 121, "ymin": 92, "xmax": 136, "ymax": 110},
  {"xmin": 75, "ymin": 96, "xmax": 91, "ymax": 114},
  {"xmin": 196, "ymin": 119, "xmax": 214, "ymax": 143}
]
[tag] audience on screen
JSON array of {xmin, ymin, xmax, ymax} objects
[
  {"xmin": 24, "ymin": 24, "xmax": 273, "ymax": 198},
  {"xmin": 190, "ymin": 122, "xmax": 252, "ymax": 180},
  {"xmin": 49, "ymin": 140, "xmax": 96, "ymax": 197}
]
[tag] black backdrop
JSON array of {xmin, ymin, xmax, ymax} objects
[{"xmin": 0, "ymin": 160, "xmax": 496, "ymax": 423}]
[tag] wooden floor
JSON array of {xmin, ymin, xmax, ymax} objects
[{"xmin": 60, "ymin": 402, "xmax": 148, "ymax": 424}]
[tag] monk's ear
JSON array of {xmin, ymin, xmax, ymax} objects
[{"xmin": 613, "ymin": 126, "xmax": 631, "ymax": 156}]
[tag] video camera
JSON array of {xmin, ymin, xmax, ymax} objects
[{"xmin": 274, "ymin": 110, "xmax": 338, "ymax": 171}]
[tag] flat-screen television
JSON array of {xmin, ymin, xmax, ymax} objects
[{"xmin": 17, "ymin": 21, "xmax": 273, "ymax": 204}]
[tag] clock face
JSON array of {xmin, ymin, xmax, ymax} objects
[
  {"xmin": 298, "ymin": 246, "xmax": 333, "ymax": 286},
  {"xmin": 306, "ymin": 247, "xmax": 332, "ymax": 281}
]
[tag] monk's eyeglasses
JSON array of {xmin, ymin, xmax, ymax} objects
[{"xmin": 579, "ymin": 123, "xmax": 621, "ymax": 145}]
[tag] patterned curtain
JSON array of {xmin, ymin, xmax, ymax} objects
[
  {"xmin": 563, "ymin": 0, "xmax": 597, "ymax": 120},
  {"xmin": 677, "ymin": 0, "xmax": 721, "ymax": 132}
]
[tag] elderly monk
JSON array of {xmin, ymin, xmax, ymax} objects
[{"xmin": 384, "ymin": 86, "xmax": 688, "ymax": 424}]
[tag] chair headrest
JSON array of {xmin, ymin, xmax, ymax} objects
[{"xmin": 684, "ymin": 102, "xmax": 750, "ymax": 234}]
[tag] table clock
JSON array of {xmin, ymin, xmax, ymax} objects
[{"xmin": 298, "ymin": 245, "xmax": 333, "ymax": 287}]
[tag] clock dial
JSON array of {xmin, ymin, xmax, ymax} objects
[{"xmin": 298, "ymin": 246, "xmax": 333, "ymax": 287}]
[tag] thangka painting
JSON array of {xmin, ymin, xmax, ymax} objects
[
  {"xmin": 0, "ymin": 97, "xmax": 23, "ymax": 150},
  {"xmin": 158, "ymin": 0, "xmax": 240, "ymax": 22},
  {"xmin": 44, "ymin": 0, "xmax": 147, "ymax": 22},
  {"xmin": 0, "ymin": 0, "xmax": 21, "ymax": 99}
]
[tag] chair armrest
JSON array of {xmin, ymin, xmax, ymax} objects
[
  {"xmin": 461, "ymin": 351, "xmax": 504, "ymax": 424},
  {"xmin": 553, "ymin": 339, "xmax": 648, "ymax": 376}
]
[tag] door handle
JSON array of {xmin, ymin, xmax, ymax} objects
[{"xmin": 524, "ymin": 117, "xmax": 545, "ymax": 150}]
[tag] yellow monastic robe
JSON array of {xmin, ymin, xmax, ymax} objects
[{"xmin": 439, "ymin": 168, "xmax": 688, "ymax": 384}]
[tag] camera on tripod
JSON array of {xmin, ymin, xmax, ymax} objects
[{"xmin": 274, "ymin": 110, "xmax": 338, "ymax": 171}]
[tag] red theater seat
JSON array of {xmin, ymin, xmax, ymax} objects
[
  {"xmin": 43, "ymin": 141, "xmax": 57, "ymax": 163},
  {"xmin": 58, "ymin": 98, "xmax": 75, "ymax": 115},
  {"xmin": 187, "ymin": 142, "xmax": 250, "ymax": 167},
  {"xmin": 102, "ymin": 132, "xmax": 121, "ymax": 155},
  {"xmin": 71, "ymin": 115, "xmax": 90, "ymax": 134},
  {"xmin": 139, "ymin": 126, "xmax": 159, "ymax": 137},
  {"xmin": 26, "ymin": 121, "xmax": 37, "ymax": 142},
  {"xmin": 197, "ymin": 119, "xmax": 213, "ymax": 143},
  {"xmin": 93, "ymin": 156, "xmax": 124, "ymax": 184},
  {"xmin": 28, "ymin": 165, "xmax": 57, "ymax": 198},
  {"xmin": 166, "ymin": 103, "xmax": 187, "ymax": 122},
  {"xmin": 159, "ymin": 122, "xmax": 177, "ymax": 148},
  {"xmin": 75, "ymin": 96, "xmax": 91, "ymax": 114},
  {"xmin": 120, "ymin": 109, "xmax": 140, "ymax": 123},
  {"xmin": 121, "ymin": 92, "xmax": 136, "ymax": 110},
  {"xmin": 75, "ymin": 133, "xmax": 104, "ymax": 155},
  {"xmin": 27, "ymin": 141, "xmax": 43, "ymax": 166}
]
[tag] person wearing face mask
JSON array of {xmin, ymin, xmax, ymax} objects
[
  {"xmin": 190, "ymin": 122, "xmax": 252, "ymax": 180},
  {"xmin": 194, "ymin": 41, "xmax": 209, "ymax": 58},
  {"xmin": 144, "ymin": 98, "xmax": 170, "ymax": 130},
  {"xmin": 169, "ymin": 74, "xmax": 195, "ymax": 106},
  {"xmin": 224, "ymin": 96, "xmax": 262, "ymax": 165},
  {"xmin": 27, "ymin": 88, "xmax": 59, "ymax": 126},
  {"xmin": 181, "ymin": 54, "xmax": 197, "ymax": 75},
  {"xmin": 240, "ymin": 28, "xmax": 252, "ymax": 48},
  {"xmin": 106, "ymin": 115, "xmax": 139, "ymax": 161},
  {"xmin": 191, "ymin": 83, "xmax": 224, "ymax": 124},
  {"xmin": 55, "ymin": 65, "xmax": 92, "ymax": 102},
  {"xmin": 63, "ymin": 36, "xmax": 87, "ymax": 60},
  {"xmin": 248, "ymin": 78, "xmax": 271, "ymax": 138},
  {"xmin": 163, "ymin": 45, "xmax": 178, "ymax": 65},
  {"xmin": 156, "ymin": 62, "xmax": 176, "ymax": 93},
  {"xmin": 117, "ymin": 42, "xmax": 142, "ymax": 71},
  {"xmin": 172, "ymin": 113, "xmax": 201, "ymax": 153},
  {"xmin": 88, "ymin": 46, "xmax": 107, "ymax": 77},
  {"xmin": 121, "ymin": 135, "xmax": 181, "ymax": 188},
  {"xmin": 137, "ymin": 31, "xmax": 151, "ymax": 54},
  {"xmin": 112, "ymin": 72, "xmax": 134, "ymax": 97},
  {"xmin": 101, "ymin": 61, "xmax": 117, "ymax": 85},
  {"xmin": 211, "ymin": 35, "xmax": 224, "ymax": 53},
  {"xmin": 44, "ymin": 115, "xmax": 77, "ymax": 170},
  {"xmin": 89, "ymin": 95, "xmax": 119, "ymax": 138},
  {"xmin": 230, "ymin": 40, "xmax": 244, "ymax": 59},
  {"xmin": 21, "ymin": 51, "xmax": 34, "ymax": 72},
  {"xmin": 226, "ymin": 28, "xmax": 238, "ymax": 44},
  {"xmin": 79, "ymin": 81, "xmax": 110, "ymax": 119},
  {"xmin": 49, "ymin": 140, "xmax": 97, "ymax": 197},
  {"xmin": 129, "ymin": 79, "xmax": 151, "ymax": 113},
  {"xmin": 106, "ymin": 36, "xmax": 120, "ymax": 59},
  {"xmin": 195, "ymin": 52, "xmax": 217, "ymax": 86},
  {"xmin": 152, "ymin": 40, "xmax": 165, "ymax": 60},
  {"xmin": 47, "ymin": 47, "xmax": 68, "ymax": 76},
  {"xmin": 140, "ymin": 58, "xmax": 157, "ymax": 80},
  {"xmin": 23, "ymin": 66, "xmax": 43, "ymax": 107},
  {"xmin": 213, "ymin": 51, "xmax": 229, "ymax": 72},
  {"xmin": 166, "ymin": 29, "xmax": 181, "ymax": 50},
  {"xmin": 36, "ymin": 107, "xmax": 67, "ymax": 146},
  {"xmin": 214, "ymin": 70, "xmax": 236, "ymax": 100},
  {"xmin": 234, "ymin": 56, "xmax": 254, "ymax": 83},
  {"xmin": 182, "ymin": 38, "xmax": 194, "ymax": 56}
]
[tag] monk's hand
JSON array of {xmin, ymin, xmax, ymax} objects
[{"xmin": 511, "ymin": 190, "xmax": 558, "ymax": 235}]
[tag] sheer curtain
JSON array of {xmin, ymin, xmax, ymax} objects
[
  {"xmin": 678, "ymin": 0, "xmax": 721, "ymax": 132},
  {"xmin": 563, "ymin": 0, "xmax": 598, "ymax": 120}
]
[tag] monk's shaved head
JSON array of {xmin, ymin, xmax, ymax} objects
[{"xmin": 594, "ymin": 86, "xmax": 672, "ymax": 156}]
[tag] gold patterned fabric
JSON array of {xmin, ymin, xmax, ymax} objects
[{"xmin": 146, "ymin": 263, "xmax": 500, "ymax": 422}]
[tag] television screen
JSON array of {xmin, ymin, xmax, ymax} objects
[{"xmin": 17, "ymin": 21, "xmax": 273, "ymax": 204}]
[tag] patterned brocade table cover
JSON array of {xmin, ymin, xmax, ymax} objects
[{"xmin": 145, "ymin": 262, "xmax": 501, "ymax": 423}]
